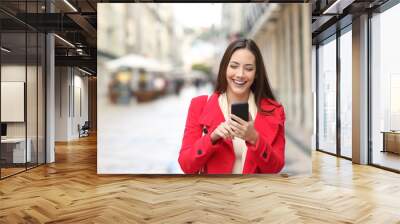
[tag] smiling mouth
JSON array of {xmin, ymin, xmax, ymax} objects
[{"xmin": 232, "ymin": 79, "xmax": 247, "ymax": 86}]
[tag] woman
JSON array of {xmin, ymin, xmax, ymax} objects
[{"xmin": 178, "ymin": 39, "xmax": 285, "ymax": 174}]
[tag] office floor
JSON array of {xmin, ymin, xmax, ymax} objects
[
  {"xmin": 372, "ymin": 150, "xmax": 400, "ymax": 171},
  {"xmin": 0, "ymin": 167, "xmax": 25, "ymax": 177},
  {"xmin": 0, "ymin": 163, "xmax": 44, "ymax": 178},
  {"xmin": 0, "ymin": 134, "xmax": 399, "ymax": 223}
]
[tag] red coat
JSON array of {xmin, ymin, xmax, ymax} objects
[{"xmin": 178, "ymin": 92, "xmax": 285, "ymax": 174}]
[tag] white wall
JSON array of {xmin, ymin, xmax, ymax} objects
[
  {"xmin": 72, "ymin": 73, "xmax": 89, "ymax": 138},
  {"xmin": 1, "ymin": 82, "xmax": 25, "ymax": 122},
  {"xmin": 55, "ymin": 67, "xmax": 69, "ymax": 141},
  {"xmin": 1, "ymin": 65, "xmax": 36, "ymax": 138},
  {"xmin": 55, "ymin": 67, "xmax": 89, "ymax": 141},
  {"xmin": 1, "ymin": 66, "xmax": 26, "ymax": 134}
]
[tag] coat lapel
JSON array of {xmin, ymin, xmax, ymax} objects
[{"xmin": 198, "ymin": 93, "xmax": 225, "ymax": 129}]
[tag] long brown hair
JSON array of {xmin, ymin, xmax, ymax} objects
[{"xmin": 215, "ymin": 39, "xmax": 276, "ymax": 114}]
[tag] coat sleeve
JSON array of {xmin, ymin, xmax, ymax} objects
[
  {"xmin": 178, "ymin": 96, "xmax": 221, "ymax": 174},
  {"xmin": 246, "ymin": 106, "xmax": 285, "ymax": 173}
]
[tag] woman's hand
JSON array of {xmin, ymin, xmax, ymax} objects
[
  {"xmin": 228, "ymin": 114, "xmax": 259, "ymax": 145},
  {"xmin": 210, "ymin": 121, "xmax": 234, "ymax": 144}
]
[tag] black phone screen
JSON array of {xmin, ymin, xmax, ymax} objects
[{"xmin": 231, "ymin": 102, "xmax": 249, "ymax": 121}]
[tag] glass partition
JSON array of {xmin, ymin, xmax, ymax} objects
[
  {"xmin": 0, "ymin": 1, "xmax": 46, "ymax": 179},
  {"xmin": 339, "ymin": 28, "xmax": 352, "ymax": 158},
  {"xmin": 371, "ymin": 3, "xmax": 400, "ymax": 171},
  {"xmin": 1, "ymin": 30, "xmax": 28, "ymax": 178},
  {"xmin": 317, "ymin": 35, "xmax": 337, "ymax": 155}
]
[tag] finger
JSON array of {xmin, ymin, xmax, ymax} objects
[
  {"xmin": 229, "ymin": 124, "xmax": 238, "ymax": 133},
  {"xmin": 229, "ymin": 124, "xmax": 243, "ymax": 137},
  {"xmin": 230, "ymin": 114, "xmax": 247, "ymax": 125},
  {"xmin": 236, "ymin": 129, "xmax": 245, "ymax": 138},
  {"xmin": 218, "ymin": 131, "xmax": 228, "ymax": 139},
  {"xmin": 229, "ymin": 120, "xmax": 247, "ymax": 138},
  {"xmin": 223, "ymin": 122, "xmax": 235, "ymax": 137},
  {"xmin": 229, "ymin": 119, "xmax": 244, "ymax": 130},
  {"xmin": 229, "ymin": 122, "xmax": 242, "ymax": 135},
  {"xmin": 224, "ymin": 120, "xmax": 233, "ymax": 135},
  {"xmin": 214, "ymin": 129, "xmax": 223, "ymax": 139},
  {"xmin": 217, "ymin": 128, "xmax": 229, "ymax": 139},
  {"xmin": 233, "ymin": 131, "xmax": 242, "ymax": 139},
  {"xmin": 232, "ymin": 131, "xmax": 242, "ymax": 139},
  {"xmin": 220, "ymin": 127, "xmax": 231, "ymax": 139}
]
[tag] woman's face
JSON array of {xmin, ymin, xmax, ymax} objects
[{"xmin": 226, "ymin": 48, "xmax": 256, "ymax": 98}]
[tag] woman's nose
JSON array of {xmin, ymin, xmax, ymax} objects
[{"xmin": 235, "ymin": 68, "xmax": 245, "ymax": 77}]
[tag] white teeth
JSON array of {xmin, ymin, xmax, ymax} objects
[{"xmin": 233, "ymin": 80, "xmax": 246, "ymax": 85}]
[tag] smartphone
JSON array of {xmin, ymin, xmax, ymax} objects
[{"xmin": 231, "ymin": 102, "xmax": 249, "ymax": 121}]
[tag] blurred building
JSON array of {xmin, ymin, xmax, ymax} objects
[
  {"xmin": 220, "ymin": 4, "xmax": 313, "ymax": 155},
  {"xmin": 97, "ymin": 4, "xmax": 185, "ymax": 104},
  {"xmin": 98, "ymin": 4, "xmax": 181, "ymax": 67},
  {"xmin": 221, "ymin": 4, "xmax": 245, "ymax": 39},
  {"xmin": 97, "ymin": 4, "xmax": 127, "ymax": 57},
  {"xmin": 248, "ymin": 4, "xmax": 312, "ymax": 154}
]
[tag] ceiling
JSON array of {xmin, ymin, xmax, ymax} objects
[
  {"xmin": 311, "ymin": 0, "xmax": 390, "ymax": 43},
  {"xmin": 0, "ymin": 0, "xmax": 98, "ymax": 74},
  {"xmin": 1, "ymin": 0, "xmax": 395, "ymax": 74}
]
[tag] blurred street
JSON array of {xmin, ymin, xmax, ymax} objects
[
  {"xmin": 98, "ymin": 84, "xmax": 212, "ymax": 174},
  {"xmin": 98, "ymin": 83, "xmax": 310, "ymax": 175},
  {"xmin": 97, "ymin": 3, "xmax": 312, "ymax": 174}
]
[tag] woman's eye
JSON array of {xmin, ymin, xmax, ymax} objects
[
  {"xmin": 246, "ymin": 68, "xmax": 254, "ymax": 71},
  {"xmin": 229, "ymin": 65, "xmax": 238, "ymax": 69}
]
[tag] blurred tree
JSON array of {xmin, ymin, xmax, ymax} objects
[
  {"xmin": 192, "ymin": 63, "xmax": 213, "ymax": 83},
  {"xmin": 192, "ymin": 63, "xmax": 211, "ymax": 74}
]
